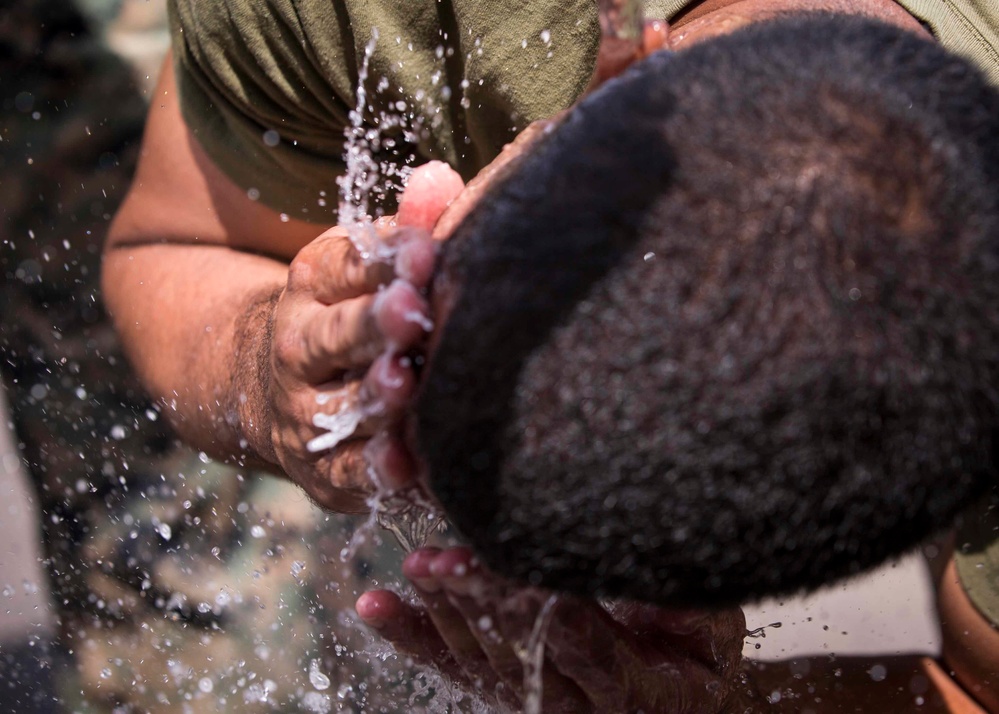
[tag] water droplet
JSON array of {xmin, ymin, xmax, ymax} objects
[
  {"xmin": 250, "ymin": 525, "xmax": 266, "ymax": 539},
  {"xmin": 156, "ymin": 523, "xmax": 172, "ymax": 541},
  {"xmin": 198, "ymin": 677, "xmax": 213, "ymax": 693},
  {"xmin": 301, "ymin": 691, "xmax": 332, "ymax": 713},
  {"xmin": 868, "ymin": 664, "xmax": 887, "ymax": 682},
  {"xmin": 402, "ymin": 310, "xmax": 434, "ymax": 332},
  {"xmin": 309, "ymin": 659, "xmax": 331, "ymax": 690},
  {"xmin": 540, "ymin": 29, "xmax": 551, "ymax": 44},
  {"xmin": 262, "ymin": 129, "xmax": 280, "ymax": 147}
]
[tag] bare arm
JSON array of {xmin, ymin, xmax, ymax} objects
[{"xmin": 104, "ymin": 57, "xmax": 461, "ymax": 511}]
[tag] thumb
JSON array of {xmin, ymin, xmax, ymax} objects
[{"xmin": 397, "ymin": 160, "xmax": 466, "ymax": 231}]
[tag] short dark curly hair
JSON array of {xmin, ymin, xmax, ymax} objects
[{"xmin": 413, "ymin": 14, "xmax": 999, "ymax": 606}]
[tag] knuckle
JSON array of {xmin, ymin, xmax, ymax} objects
[
  {"xmin": 329, "ymin": 442, "xmax": 372, "ymax": 492},
  {"xmin": 272, "ymin": 328, "xmax": 302, "ymax": 372},
  {"xmin": 317, "ymin": 308, "xmax": 348, "ymax": 362},
  {"xmin": 286, "ymin": 259, "xmax": 314, "ymax": 292}
]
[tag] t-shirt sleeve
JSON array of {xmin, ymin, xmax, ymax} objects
[{"xmin": 169, "ymin": 0, "xmax": 353, "ymax": 223}]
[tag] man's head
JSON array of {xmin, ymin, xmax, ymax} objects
[{"xmin": 413, "ymin": 14, "xmax": 999, "ymax": 606}]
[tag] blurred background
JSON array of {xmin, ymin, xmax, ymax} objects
[{"xmin": 0, "ymin": 1, "xmax": 943, "ymax": 712}]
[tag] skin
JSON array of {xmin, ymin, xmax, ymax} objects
[{"xmin": 104, "ymin": 61, "xmax": 463, "ymax": 512}]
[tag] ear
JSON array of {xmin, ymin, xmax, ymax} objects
[{"xmin": 584, "ymin": 19, "xmax": 670, "ymax": 94}]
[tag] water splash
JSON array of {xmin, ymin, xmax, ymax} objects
[
  {"xmin": 514, "ymin": 594, "xmax": 559, "ymax": 714},
  {"xmin": 374, "ymin": 488, "xmax": 445, "ymax": 553},
  {"xmin": 746, "ymin": 621, "xmax": 783, "ymax": 650},
  {"xmin": 340, "ymin": 463, "xmax": 445, "ymax": 562},
  {"xmin": 336, "ymin": 28, "xmax": 432, "ymax": 265},
  {"xmin": 308, "ymin": 659, "xmax": 331, "ymax": 691},
  {"xmin": 307, "ymin": 400, "xmax": 366, "ymax": 454},
  {"xmin": 337, "ymin": 28, "xmax": 385, "ymax": 263}
]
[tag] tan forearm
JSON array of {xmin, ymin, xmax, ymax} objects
[{"xmin": 102, "ymin": 241, "xmax": 285, "ymax": 468}]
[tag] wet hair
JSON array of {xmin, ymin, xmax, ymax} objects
[{"xmin": 413, "ymin": 14, "xmax": 999, "ymax": 606}]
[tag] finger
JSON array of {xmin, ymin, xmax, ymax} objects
[
  {"xmin": 544, "ymin": 603, "xmax": 726, "ymax": 714},
  {"xmin": 431, "ymin": 118, "xmax": 558, "ymax": 241},
  {"xmin": 642, "ymin": 19, "xmax": 670, "ymax": 56},
  {"xmin": 540, "ymin": 599, "xmax": 643, "ymax": 710},
  {"xmin": 289, "ymin": 228, "xmax": 395, "ymax": 304},
  {"xmin": 306, "ymin": 355, "xmax": 415, "ymax": 446},
  {"xmin": 429, "ymin": 549, "xmax": 524, "ymax": 686},
  {"xmin": 355, "ymin": 590, "xmax": 463, "ymax": 678},
  {"xmin": 395, "ymin": 234, "xmax": 439, "ymax": 289},
  {"xmin": 431, "ymin": 549, "xmax": 591, "ymax": 713},
  {"xmin": 361, "ymin": 351, "xmax": 419, "ymax": 418},
  {"xmin": 364, "ymin": 431, "xmax": 419, "ymax": 493},
  {"xmin": 403, "ymin": 549, "xmax": 509, "ymax": 699},
  {"xmin": 306, "ymin": 439, "xmax": 371, "ymax": 512},
  {"xmin": 609, "ymin": 604, "xmax": 746, "ymax": 675},
  {"xmin": 299, "ymin": 280, "xmax": 430, "ymax": 379},
  {"xmin": 584, "ymin": 19, "xmax": 671, "ymax": 95},
  {"xmin": 397, "ymin": 161, "xmax": 466, "ymax": 231}
]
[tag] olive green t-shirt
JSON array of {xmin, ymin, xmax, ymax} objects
[{"xmin": 169, "ymin": 0, "xmax": 690, "ymax": 223}]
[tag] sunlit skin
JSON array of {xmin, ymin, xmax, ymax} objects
[{"xmin": 104, "ymin": 0, "xmax": 995, "ymax": 710}]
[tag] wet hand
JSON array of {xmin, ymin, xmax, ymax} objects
[
  {"xmin": 356, "ymin": 546, "xmax": 749, "ymax": 713},
  {"xmin": 263, "ymin": 162, "xmax": 464, "ymax": 512}
]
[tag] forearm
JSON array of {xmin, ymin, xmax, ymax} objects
[
  {"xmin": 741, "ymin": 655, "xmax": 986, "ymax": 713},
  {"xmin": 103, "ymin": 241, "xmax": 286, "ymax": 468}
]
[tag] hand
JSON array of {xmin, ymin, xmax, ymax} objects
[
  {"xmin": 258, "ymin": 162, "xmax": 465, "ymax": 512},
  {"xmin": 356, "ymin": 547, "xmax": 748, "ymax": 713}
]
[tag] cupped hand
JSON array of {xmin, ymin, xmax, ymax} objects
[
  {"xmin": 356, "ymin": 547, "xmax": 749, "ymax": 713},
  {"xmin": 263, "ymin": 162, "xmax": 464, "ymax": 512}
]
